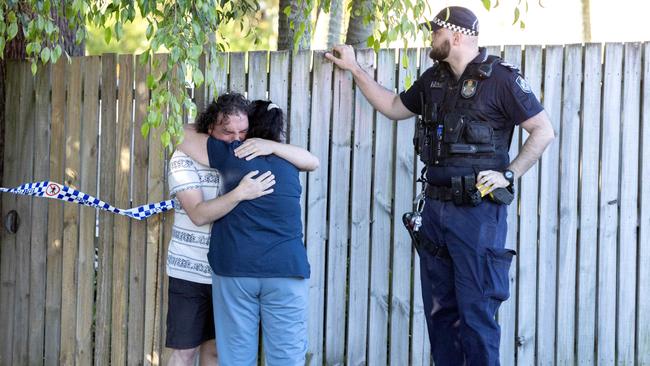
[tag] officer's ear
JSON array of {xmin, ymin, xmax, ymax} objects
[{"xmin": 451, "ymin": 32, "xmax": 463, "ymax": 45}]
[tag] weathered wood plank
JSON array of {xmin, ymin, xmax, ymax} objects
[
  {"xmin": 367, "ymin": 49, "xmax": 396, "ymax": 366},
  {"xmin": 536, "ymin": 45, "xmax": 563, "ymax": 366},
  {"xmin": 499, "ymin": 44, "xmax": 520, "ymax": 366},
  {"xmin": 60, "ymin": 57, "xmax": 83, "ymax": 366},
  {"xmin": 389, "ymin": 48, "xmax": 417, "ymax": 366},
  {"xmin": 128, "ymin": 54, "xmax": 149, "ymax": 366},
  {"xmin": 576, "ymin": 43, "xmax": 602, "ymax": 365},
  {"xmin": 345, "ymin": 48, "xmax": 374, "ymax": 366},
  {"xmin": 617, "ymin": 42, "xmax": 641, "ymax": 365},
  {"xmin": 248, "ymin": 51, "xmax": 268, "ymax": 100},
  {"xmin": 29, "ymin": 63, "xmax": 51, "ymax": 366},
  {"xmin": 229, "ymin": 52, "xmax": 246, "ymax": 93},
  {"xmin": 555, "ymin": 44, "xmax": 582, "ymax": 366},
  {"xmin": 144, "ymin": 54, "xmax": 167, "ymax": 366},
  {"xmin": 44, "ymin": 58, "xmax": 67, "ymax": 366},
  {"xmin": 76, "ymin": 56, "xmax": 100, "ymax": 366},
  {"xmin": 208, "ymin": 52, "xmax": 229, "ymax": 101},
  {"xmin": 410, "ymin": 48, "xmax": 433, "ymax": 366},
  {"xmin": 95, "ymin": 53, "xmax": 118, "ymax": 366},
  {"xmin": 269, "ymin": 50, "xmax": 290, "ymax": 136},
  {"xmin": 0, "ymin": 61, "xmax": 20, "ymax": 366},
  {"xmin": 195, "ymin": 53, "xmax": 207, "ymax": 111},
  {"xmin": 110, "ymin": 54, "xmax": 134, "ymax": 366},
  {"xmin": 288, "ymin": 51, "xmax": 311, "ymax": 231},
  {"xmin": 305, "ymin": 52, "xmax": 332, "ymax": 366},
  {"xmin": 516, "ymin": 45, "xmax": 542, "ymax": 366},
  {"xmin": 597, "ymin": 43, "xmax": 624, "ymax": 366},
  {"xmin": 638, "ymin": 41, "xmax": 650, "ymax": 366},
  {"xmin": 324, "ymin": 50, "xmax": 353, "ymax": 366}
]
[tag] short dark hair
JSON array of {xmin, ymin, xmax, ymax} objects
[
  {"xmin": 195, "ymin": 92, "xmax": 249, "ymax": 133},
  {"xmin": 247, "ymin": 100, "xmax": 285, "ymax": 143}
]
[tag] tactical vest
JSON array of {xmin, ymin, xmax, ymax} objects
[{"xmin": 414, "ymin": 55, "xmax": 514, "ymax": 172}]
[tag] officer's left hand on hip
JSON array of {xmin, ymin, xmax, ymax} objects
[{"xmin": 476, "ymin": 170, "xmax": 509, "ymax": 195}]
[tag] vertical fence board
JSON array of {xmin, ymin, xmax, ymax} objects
[
  {"xmin": 229, "ymin": 52, "xmax": 246, "ymax": 93},
  {"xmin": 0, "ymin": 61, "xmax": 20, "ymax": 366},
  {"xmin": 556, "ymin": 44, "xmax": 582, "ymax": 365},
  {"xmin": 11, "ymin": 62, "xmax": 35, "ymax": 366},
  {"xmin": 29, "ymin": 63, "xmax": 51, "ymax": 366},
  {"xmin": 60, "ymin": 57, "xmax": 83, "ymax": 366},
  {"xmin": 516, "ymin": 45, "xmax": 542, "ymax": 366},
  {"xmin": 597, "ymin": 43, "xmax": 624, "ymax": 366},
  {"xmin": 346, "ymin": 48, "xmax": 374, "ymax": 365},
  {"xmin": 143, "ymin": 54, "xmax": 167, "ymax": 366},
  {"xmin": 324, "ymin": 52, "xmax": 354, "ymax": 366},
  {"xmin": 638, "ymin": 42, "xmax": 650, "ymax": 365},
  {"xmin": 410, "ymin": 48, "xmax": 433, "ymax": 366},
  {"xmin": 110, "ymin": 54, "xmax": 134, "ymax": 366},
  {"xmin": 76, "ymin": 56, "xmax": 100, "ymax": 366},
  {"xmin": 389, "ymin": 48, "xmax": 417, "ymax": 366},
  {"xmin": 288, "ymin": 51, "xmax": 311, "ymax": 230},
  {"xmin": 269, "ymin": 50, "xmax": 290, "ymax": 134},
  {"xmin": 248, "ymin": 51, "xmax": 268, "ymax": 100},
  {"xmin": 617, "ymin": 42, "xmax": 641, "ymax": 365},
  {"xmin": 128, "ymin": 54, "xmax": 150, "ymax": 366},
  {"xmin": 44, "ymin": 58, "xmax": 67, "ymax": 366},
  {"xmin": 500, "ymin": 44, "xmax": 521, "ymax": 366},
  {"xmin": 367, "ymin": 49, "xmax": 396, "ymax": 366},
  {"xmin": 305, "ymin": 52, "xmax": 332, "ymax": 366},
  {"xmin": 576, "ymin": 43, "xmax": 602, "ymax": 365},
  {"xmin": 95, "ymin": 54, "xmax": 118, "ymax": 366},
  {"xmin": 208, "ymin": 52, "xmax": 229, "ymax": 101},
  {"xmin": 195, "ymin": 54, "xmax": 207, "ymax": 111},
  {"xmin": 536, "ymin": 45, "xmax": 563, "ymax": 366}
]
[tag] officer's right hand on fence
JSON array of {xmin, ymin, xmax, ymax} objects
[{"xmin": 325, "ymin": 45, "xmax": 359, "ymax": 72}]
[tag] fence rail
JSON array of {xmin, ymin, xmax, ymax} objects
[{"xmin": 1, "ymin": 43, "xmax": 649, "ymax": 365}]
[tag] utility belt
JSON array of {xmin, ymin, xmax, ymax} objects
[{"xmin": 425, "ymin": 175, "xmax": 514, "ymax": 206}]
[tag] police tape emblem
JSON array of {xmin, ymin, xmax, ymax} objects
[
  {"xmin": 461, "ymin": 79, "xmax": 478, "ymax": 98},
  {"xmin": 516, "ymin": 75, "xmax": 532, "ymax": 93}
]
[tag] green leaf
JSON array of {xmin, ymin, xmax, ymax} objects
[
  {"xmin": 52, "ymin": 45, "xmax": 62, "ymax": 62},
  {"xmin": 7, "ymin": 11, "xmax": 16, "ymax": 23},
  {"xmin": 0, "ymin": 38, "xmax": 5, "ymax": 57},
  {"xmin": 161, "ymin": 130, "xmax": 171, "ymax": 148},
  {"xmin": 104, "ymin": 27, "xmax": 112, "ymax": 44},
  {"xmin": 41, "ymin": 47, "xmax": 51, "ymax": 63},
  {"xmin": 141, "ymin": 122, "xmax": 150, "ymax": 138},
  {"xmin": 520, "ymin": 20, "xmax": 526, "ymax": 29},
  {"xmin": 513, "ymin": 7, "xmax": 520, "ymax": 25},
  {"xmin": 146, "ymin": 23, "xmax": 154, "ymax": 40},
  {"xmin": 7, "ymin": 22, "xmax": 18, "ymax": 40},
  {"xmin": 146, "ymin": 74, "xmax": 156, "ymax": 89},
  {"xmin": 481, "ymin": 0, "xmax": 491, "ymax": 10},
  {"xmin": 193, "ymin": 68, "xmax": 204, "ymax": 86},
  {"xmin": 115, "ymin": 22, "xmax": 123, "ymax": 40},
  {"xmin": 31, "ymin": 62, "xmax": 37, "ymax": 76},
  {"xmin": 405, "ymin": 73, "xmax": 413, "ymax": 89}
]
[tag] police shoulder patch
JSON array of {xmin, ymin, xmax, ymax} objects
[{"xmin": 515, "ymin": 75, "xmax": 532, "ymax": 93}]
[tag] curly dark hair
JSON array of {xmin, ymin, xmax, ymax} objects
[
  {"xmin": 247, "ymin": 100, "xmax": 285, "ymax": 143},
  {"xmin": 195, "ymin": 92, "xmax": 249, "ymax": 133}
]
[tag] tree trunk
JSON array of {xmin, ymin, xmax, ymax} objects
[
  {"xmin": 581, "ymin": 0, "xmax": 591, "ymax": 42},
  {"xmin": 326, "ymin": 0, "xmax": 344, "ymax": 49},
  {"xmin": 345, "ymin": 0, "xmax": 374, "ymax": 47},
  {"xmin": 277, "ymin": 0, "xmax": 312, "ymax": 50}
]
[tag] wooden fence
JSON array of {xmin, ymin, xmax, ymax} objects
[{"xmin": 0, "ymin": 42, "xmax": 649, "ymax": 366}]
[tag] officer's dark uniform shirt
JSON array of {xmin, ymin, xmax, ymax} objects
[{"xmin": 399, "ymin": 47, "xmax": 544, "ymax": 185}]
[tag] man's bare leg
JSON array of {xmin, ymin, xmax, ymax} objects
[
  {"xmin": 168, "ymin": 347, "xmax": 199, "ymax": 366},
  {"xmin": 199, "ymin": 340, "xmax": 218, "ymax": 366}
]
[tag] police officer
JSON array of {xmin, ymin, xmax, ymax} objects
[{"xmin": 326, "ymin": 6, "xmax": 554, "ymax": 365}]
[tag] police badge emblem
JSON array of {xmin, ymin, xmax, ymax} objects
[{"xmin": 461, "ymin": 79, "xmax": 478, "ymax": 98}]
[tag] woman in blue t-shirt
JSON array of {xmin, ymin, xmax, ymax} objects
[{"xmin": 179, "ymin": 100, "xmax": 318, "ymax": 366}]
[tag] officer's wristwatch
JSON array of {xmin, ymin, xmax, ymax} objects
[{"xmin": 503, "ymin": 169, "xmax": 515, "ymax": 186}]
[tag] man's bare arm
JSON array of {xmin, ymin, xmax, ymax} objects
[
  {"xmin": 508, "ymin": 110, "xmax": 556, "ymax": 178},
  {"xmin": 177, "ymin": 170, "xmax": 275, "ymax": 227},
  {"xmin": 325, "ymin": 45, "xmax": 415, "ymax": 121},
  {"xmin": 234, "ymin": 138, "xmax": 320, "ymax": 171},
  {"xmin": 178, "ymin": 124, "xmax": 209, "ymax": 166}
]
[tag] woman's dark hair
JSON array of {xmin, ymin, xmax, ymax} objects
[
  {"xmin": 247, "ymin": 100, "xmax": 285, "ymax": 143},
  {"xmin": 195, "ymin": 92, "xmax": 249, "ymax": 133}
]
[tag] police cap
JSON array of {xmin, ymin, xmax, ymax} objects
[{"xmin": 421, "ymin": 6, "xmax": 479, "ymax": 36}]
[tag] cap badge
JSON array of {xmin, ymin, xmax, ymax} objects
[
  {"xmin": 516, "ymin": 75, "xmax": 532, "ymax": 93},
  {"xmin": 461, "ymin": 79, "xmax": 478, "ymax": 98}
]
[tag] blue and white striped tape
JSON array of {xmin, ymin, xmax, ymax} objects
[{"xmin": 0, "ymin": 181, "xmax": 175, "ymax": 220}]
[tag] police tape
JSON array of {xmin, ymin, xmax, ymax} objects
[{"xmin": 0, "ymin": 181, "xmax": 175, "ymax": 220}]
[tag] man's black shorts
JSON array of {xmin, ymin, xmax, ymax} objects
[{"xmin": 165, "ymin": 277, "xmax": 215, "ymax": 349}]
